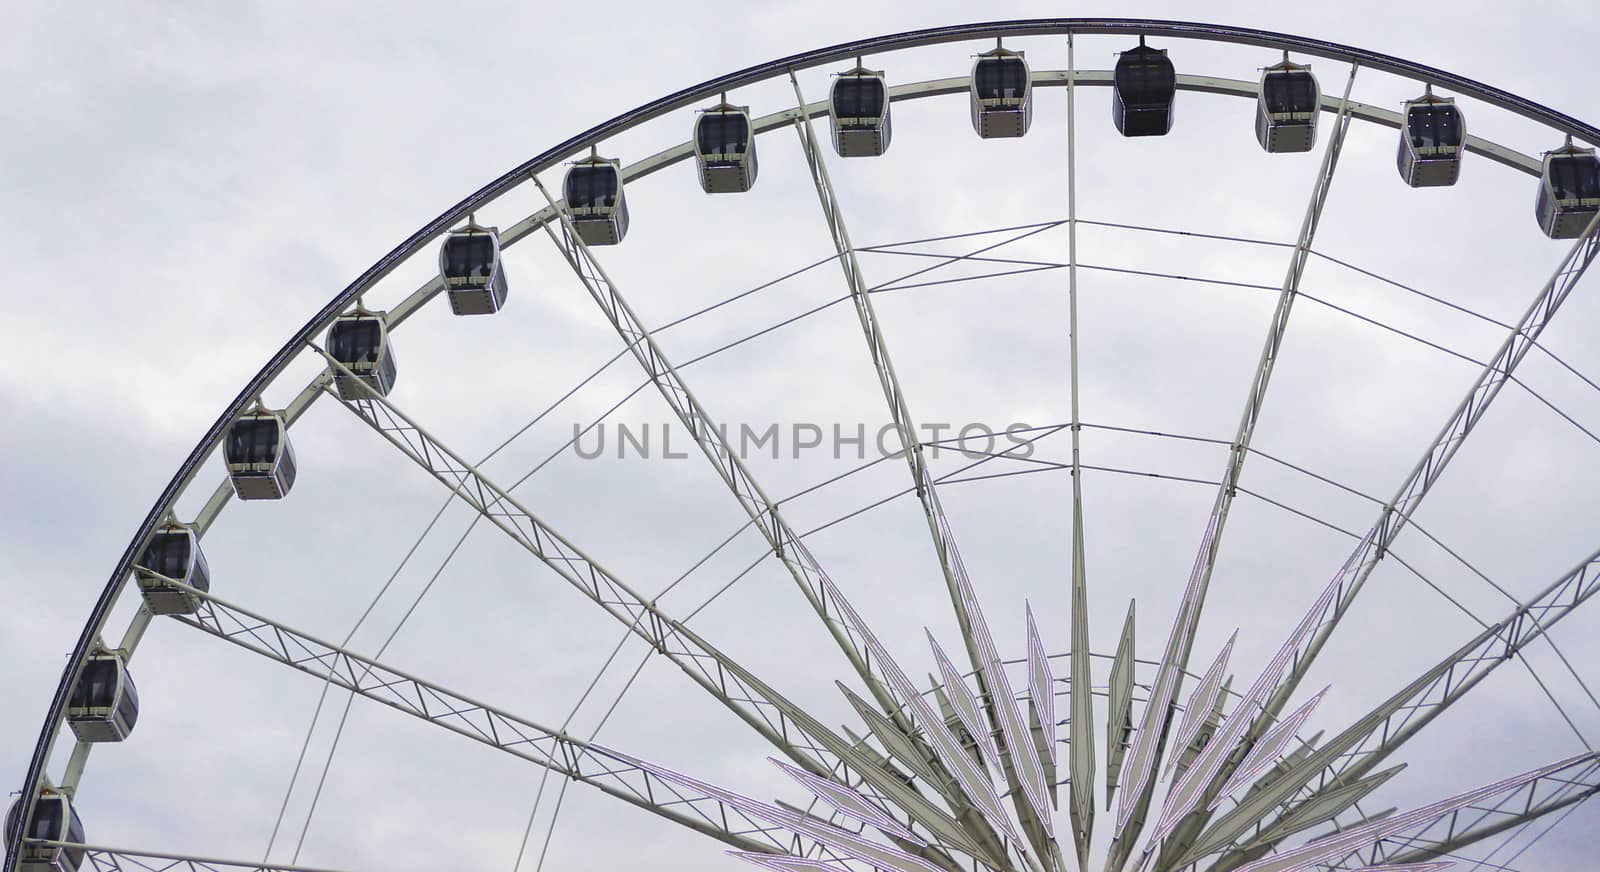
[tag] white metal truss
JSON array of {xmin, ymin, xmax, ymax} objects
[
  {"xmin": 1241, "ymin": 753, "xmax": 1600, "ymax": 872},
  {"xmin": 314, "ymin": 352, "xmax": 987, "ymax": 872},
  {"xmin": 1147, "ymin": 205, "xmax": 1600, "ymax": 868},
  {"xmin": 162, "ymin": 583, "xmax": 798, "ymax": 856},
  {"xmin": 33, "ymin": 62, "xmax": 1560, "ymax": 827},
  {"xmin": 787, "ymin": 71, "xmax": 1058, "ymax": 870},
  {"xmin": 1248, "ymin": 211, "xmax": 1600, "ymax": 733},
  {"xmin": 14, "ymin": 24, "xmax": 1600, "ymax": 872},
  {"xmin": 525, "ymin": 174, "xmax": 911, "ymax": 732},
  {"xmin": 1181, "ymin": 546, "xmax": 1600, "ymax": 871},
  {"xmin": 522, "ymin": 177, "xmax": 1020, "ymax": 870},
  {"xmin": 1109, "ymin": 64, "xmax": 1363, "ymax": 871}
]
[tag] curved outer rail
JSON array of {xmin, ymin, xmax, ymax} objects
[{"xmin": 10, "ymin": 19, "xmax": 1593, "ymax": 872}]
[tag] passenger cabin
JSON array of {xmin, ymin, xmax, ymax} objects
[
  {"xmin": 225, "ymin": 407, "xmax": 296, "ymax": 500},
  {"xmin": 328, "ymin": 309, "xmax": 398, "ymax": 400},
  {"xmin": 66, "ymin": 652, "xmax": 139, "ymax": 743},
  {"xmin": 1114, "ymin": 38, "xmax": 1176, "ymax": 137},
  {"xmin": 1397, "ymin": 91, "xmax": 1465, "ymax": 187},
  {"xmin": 969, "ymin": 47, "xmax": 1031, "ymax": 139},
  {"xmin": 1536, "ymin": 143, "xmax": 1600, "ymax": 239},
  {"xmin": 694, "ymin": 103, "xmax": 757, "ymax": 194},
  {"xmin": 1256, "ymin": 60, "xmax": 1319, "ymax": 153},
  {"xmin": 135, "ymin": 524, "xmax": 209, "ymax": 615},
  {"xmin": 564, "ymin": 155, "xmax": 629, "ymax": 246},
  {"xmin": 829, "ymin": 66, "xmax": 892, "ymax": 157},
  {"xmin": 4, "ymin": 791, "xmax": 85, "ymax": 872},
  {"xmin": 439, "ymin": 225, "xmax": 508, "ymax": 316}
]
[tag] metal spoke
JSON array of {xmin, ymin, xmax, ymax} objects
[
  {"xmin": 1064, "ymin": 34, "xmax": 1096, "ymax": 871},
  {"xmin": 788, "ymin": 71, "xmax": 1056, "ymax": 868},
  {"xmin": 1237, "ymin": 211, "xmax": 1600, "ymax": 781},
  {"xmin": 1110, "ymin": 63, "xmax": 1362, "ymax": 871},
  {"xmin": 524, "ymin": 176, "xmax": 1016, "ymax": 868},
  {"xmin": 1267, "ymin": 753, "xmax": 1600, "ymax": 872},
  {"xmin": 528, "ymin": 169, "xmax": 914, "ymax": 756},
  {"xmin": 1223, "ymin": 548, "xmax": 1600, "ymax": 868},
  {"xmin": 313, "ymin": 349, "xmax": 981, "ymax": 871}
]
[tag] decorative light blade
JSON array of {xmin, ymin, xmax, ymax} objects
[
  {"xmin": 1115, "ymin": 506, "xmax": 1222, "ymax": 837},
  {"xmin": 1068, "ymin": 557, "xmax": 1096, "ymax": 860},
  {"xmin": 1166, "ymin": 632, "xmax": 1236, "ymax": 779},
  {"xmin": 1241, "ymin": 730, "xmax": 1321, "ymax": 801},
  {"xmin": 835, "ymin": 690, "xmax": 1000, "ymax": 864},
  {"xmin": 930, "ymin": 633, "xmax": 1002, "ymax": 775},
  {"xmin": 836, "ymin": 723, "xmax": 1006, "ymax": 869},
  {"xmin": 607, "ymin": 747, "xmax": 944, "ymax": 872},
  {"xmin": 930, "ymin": 680, "xmax": 986, "ymax": 773},
  {"xmin": 1025, "ymin": 605, "xmax": 1056, "ymax": 768},
  {"xmin": 771, "ymin": 758, "xmax": 925, "ymax": 846},
  {"xmin": 952, "ymin": 577, "xmax": 1056, "ymax": 840},
  {"xmin": 1173, "ymin": 676, "xmax": 1232, "ymax": 784},
  {"xmin": 824, "ymin": 578, "xmax": 1022, "ymax": 846},
  {"xmin": 840, "ymin": 685, "xmax": 942, "ymax": 786},
  {"xmin": 1210, "ymin": 686, "xmax": 1329, "ymax": 808},
  {"xmin": 1233, "ymin": 754, "xmax": 1597, "ymax": 872},
  {"xmin": 1149, "ymin": 554, "xmax": 1355, "ymax": 846},
  {"xmin": 1105, "ymin": 601, "xmax": 1137, "ymax": 809},
  {"xmin": 1023, "ymin": 607, "xmax": 1060, "ymax": 826}
]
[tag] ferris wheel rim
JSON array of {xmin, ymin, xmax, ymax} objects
[{"xmin": 12, "ymin": 18, "xmax": 1600, "ymax": 872}]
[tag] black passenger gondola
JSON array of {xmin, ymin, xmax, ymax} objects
[
  {"xmin": 694, "ymin": 102, "xmax": 758, "ymax": 194},
  {"xmin": 439, "ymin": 224, "xmax": 508, "ymax": 316},
  {"xmin": 4, "ymin": 791, "xmax": 86, "ymax": 872},
  {"xmin": 1256, "ymin": 58, "xmax": 1319, "ymax": 153},
  {"xmin": 1536, "ymin": 141, "xmax": 1600, "ymax": 239},
  {"xmin": 134, "ymin": 523, "xmax": 209, "ymax": 615},
  {"xmin": 564, "ymin": 154, "xmax": 629, "ymax": 246},
  {"xmin": 327, "ymin": 308, "xmax": 398, "ymax": 399},
  {"xmin": 829, "ymin": 65, "xmax": 891, "ymax": 157},
  {"xmin": 1397, "ymin": 89, "xmax": 1465, "ymax": 188},
  {"xmin": 1113, "ymin": 37, "xmax": 1177, "ymax": 138},
  {"xmin": 66, "ymin": 652, "xmax": 139, "ymax": 743},
  {"xmin": 969, "ymin": 46, "xmax": 1031, "ymax": 139},
  {"xmin": 225, "ymin": 405, "xmax": 296, "ymax": 500}
]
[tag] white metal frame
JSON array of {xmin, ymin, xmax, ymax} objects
[{"xmin": 14, "ymin": 21, "xmax": 1600, "ymax": 872}]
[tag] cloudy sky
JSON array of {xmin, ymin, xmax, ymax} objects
[{"xmin": 4, "ymin": 3, "xmax": 1600, "ymax": 871}]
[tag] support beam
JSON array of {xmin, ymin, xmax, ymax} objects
[
  {"xmin": 528, "ymin": 172, "xmax": 911, "ymax": 739},
  {"xmin": 1108, "ymin": 63, "xmax": 1361, "ymax": 870},
  {"xmin": 1243, "ymin": 753, "xmax": 1600, "ymax": 872},
  {"xmin": 525, "ymin": 174, "xmax": 1006, "ymax": 864},
  {"xmin": 165, "ymin": 584, "xmax": 795, "ymax": 856},
  {"xmin": 314, "ymin": 354, "xmax": 972, "ymax": 871},
  {"xmin": 787, "ymin": 71, "xmax": 1057, "ymax": 870},
  {"xmin": 1195, "ymin": 546, "xmax": 1600, "ymax": 871},
  {"xmin": 1247, "ymin": 211, "xmax": 1600, "ymax": 742},
  {"xmin": 1064, "ymin": 34, "xmax": 1097, "ymax": 872}
]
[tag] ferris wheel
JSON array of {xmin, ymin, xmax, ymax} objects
[{"xmin": 9, "ymin": 17, "xmax": 1600, "ymax": 872}]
